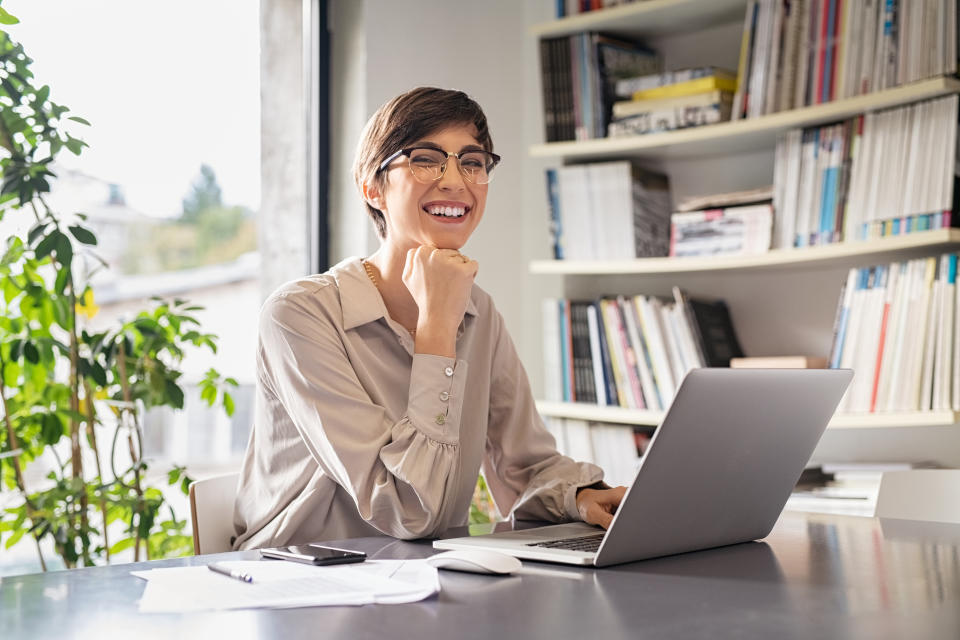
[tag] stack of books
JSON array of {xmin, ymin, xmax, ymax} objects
[
  {"xmin": 733, "ymin": 0, "xmax": 959, "ymax": 120},
  {"xmin": 829, "ymin": 254, "xmax": 960, "ymax": 414},
  {"xmin": 543, "ymin": 418, "xmax": 651, "ymax": 487},
  {"xmin": 545, "ymin": 161, "xmax": 672, "ymax": 260},
  {"xmin": 772, "ymin": 94, "xmax": 959, "ymax": 249},
  {"xmin": 670, "ymin": 187, "xmax": 775, "ymax": 258},
  {"xmin": 542, "ymin": 289, "xmax": 743, "ymax": 411},
  {"xmin": 539, "ymin": 33, "xmax": 659, "ymax": 142},
  {"xmin": 608, "ymin": 67, "xmax": 736, "ymax": 137}
]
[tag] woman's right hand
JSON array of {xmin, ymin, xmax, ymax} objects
[{"xmin": 402, "ymin": 246, "xmax": 478, "ymax": 357}]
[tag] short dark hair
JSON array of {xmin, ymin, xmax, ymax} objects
[{"xmin": 352, "ymin": 87, "xmax": 494, "ymax": 239}]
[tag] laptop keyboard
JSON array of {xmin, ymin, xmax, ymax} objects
[{"xmin": 526, "ymin": 533, "xmax": 605, "ymax": 553}]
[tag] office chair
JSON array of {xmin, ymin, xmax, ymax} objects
[
  {"xmin": 874, "ymin": 469, "xmax": 960, "ymax": 524},
  {"xmin": 189, "ymin": 472, "xmax": 241, "ymax": 554}
]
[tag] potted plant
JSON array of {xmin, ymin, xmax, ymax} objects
[{"xmin": 0, "ymin": 5, "xmax": 235, "ymax": 570}]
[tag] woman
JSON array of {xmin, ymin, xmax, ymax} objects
[{"xmin": 233, "ymin": 87, "xmax": 626, "ymax": 550}]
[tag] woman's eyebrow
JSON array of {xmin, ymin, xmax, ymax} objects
[{"xmin": 411, "ymin": 141, "xmax": 484, "ymax": 153}]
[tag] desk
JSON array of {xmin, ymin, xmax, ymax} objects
[{"xmin": 2, "ymin": 511, "xmax": 958, "ymax": 640}]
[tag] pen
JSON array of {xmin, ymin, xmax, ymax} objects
[{"xmin": 207, "ymin": 562, "xmax": 254, "ymax": 584}]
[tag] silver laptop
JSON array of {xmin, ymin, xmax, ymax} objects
[{"xmin": 434, "ymin": 368, "xmax": 853, "ymax": 567}]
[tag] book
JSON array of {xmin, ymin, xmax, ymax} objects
[
  {"xmin": 686, "ymin": 298, "xmax": 745, "ymax": 367},
  {"xmin": 733, "ymin": 0, "xmax": 957, "ymax": 116},
  {"xmin": 611, "ymin": 89, "xmax": 732, "ymax": 120},
  {"xmin": 542, "ymin": 299, "xmax": 564, "ymax": 402},
  {"xmin": 615, "ymin": 66, "xmax": 734, "ymax": 98},
  {"xmin": 607, "ymin": 99, "xmax": 732, "ymax": 137},
  {"xmin": 547, "ymin": 161, "xmax": 672, "ymax": 260},
  {"xmin": 675, "ymin": 185, "xmax": 774, "ymax": 213},
  {"xmin": 669, "ymin": 204, "xmax": 773, "ymax": 258},
  {"xmin": 631, "ymin": 73, "xmax": 737, "ymax": 101},
  {"xmin": 730, "ymin": 356, "xmax": 828, "ymax": 368},
  {"xmin": 773, "ymin": 94, "xmax": 960, "ymax": 247},
  {"xmin": 544, "ymin": 292, "xmax": 741, "ymax": 410},
  {"xmin": 829, "ymin": 254, "xmax": 960, "ymax": 415},
  {"xmin": 539, "ymin": 32, "xmax": 659, "ymax": 142}
]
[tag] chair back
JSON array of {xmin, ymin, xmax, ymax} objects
[
  {"xmin": 875, "ymin": 470, "xmax": 960, "ymax": 524},
  {"xmin": 189, "ymin": 472, "xmax": 241, "ymax": 555}
]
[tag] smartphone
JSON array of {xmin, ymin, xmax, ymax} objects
[{"xmin": 259, "ymin": 544, "xmax": 367, "ymax": 566}]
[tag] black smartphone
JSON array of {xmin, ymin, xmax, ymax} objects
[{"xmin": 259, "ymin": 544, "xmax": 367, "ymax": 566}]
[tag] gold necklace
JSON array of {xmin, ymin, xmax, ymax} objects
[{"xmin": 363, "ymin": 260, "xmax": 416, "ymax": 337}]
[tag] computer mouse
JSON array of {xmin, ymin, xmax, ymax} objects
[{"xmin": 425, "ymin": 549, "xmax": 522, "ymax": 575}]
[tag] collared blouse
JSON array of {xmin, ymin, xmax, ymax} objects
[{"xmin": 232, "ymin": 256, "xmax": 603, "ymax": 549}]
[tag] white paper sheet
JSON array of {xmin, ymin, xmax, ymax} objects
[{"xmin": 132, "ymin": 559, "xmax": 439, "ymax": 613}]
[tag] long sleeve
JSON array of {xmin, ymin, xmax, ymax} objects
[
  {"xmin": 257, "ymin": 291, "xmax": 467, "ymax": 539},
  {"xmin": 481, "ymin": 310, "xmax": 604, "ymax": 523}
]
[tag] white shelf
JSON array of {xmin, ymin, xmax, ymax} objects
[
  {"xmin": 536, "ymin": 401, "xmax": 960, "ymax": 430},
  {"xmin": 530, "ymin": 229, "xmax": 960, "ymax": 276},
  {"xmin": 529, "ymin": 76, "xmax": 960, "ymax": 160},
  {"xmin": 529, "ymin": 0, "xmax": 747, "ymax": 38}
]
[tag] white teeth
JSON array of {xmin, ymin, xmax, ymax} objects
[{"xmin": 426, "ymin": 205, "xmax": 466, "ymax": 218}]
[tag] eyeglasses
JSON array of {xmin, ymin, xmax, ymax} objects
[{"xmin": 378, "ymin": 146, "xmax": 501, "ymax": 185}]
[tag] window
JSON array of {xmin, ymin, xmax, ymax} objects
[{"xmin": 2, "ymin": 0, "xmax": 260, "ymax": 572}]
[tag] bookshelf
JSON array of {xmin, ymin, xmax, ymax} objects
[
  {"xmin": 529, "ymin": 0, "xmax": 747, "ymax": 38},
  {"xmin": 535, "ymin": 401, "xmax": 960, "ymax": 430},
  {"xmin": 530, "ymin": 76, "xmax": 960, "ymax": 160},
  {"xmin": 527, "ymin": 0, "xmax": 960, "ymax": 461},
  {"xmin": 531, "ymin": 229, "xmax": 960, "ymax": 276}
]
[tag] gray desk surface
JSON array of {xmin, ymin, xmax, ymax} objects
[{"xmin": 2, "ymin": 511, "xmax": 959, "ymax": 640}]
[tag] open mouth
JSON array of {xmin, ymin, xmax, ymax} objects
[{"xmin": 423, "ymin": 204, "xmax": 471, "ymax": 219}]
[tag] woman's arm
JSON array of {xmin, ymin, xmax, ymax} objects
[
  {"xmin": 258, "ymin": 291, "xmax": 466, "ymax": 539},
  {"xmin": 481, "ymin": 309, "xmax": 609, "ymax": 523}
]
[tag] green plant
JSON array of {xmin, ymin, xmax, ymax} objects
[{"xmin": 0, "ymin": 7, "xmax": 236, "ymax": 569}]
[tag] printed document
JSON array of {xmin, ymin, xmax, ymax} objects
[{"xmin": 131, "ymin": 559, "xmax": 439, "ymax": 613}]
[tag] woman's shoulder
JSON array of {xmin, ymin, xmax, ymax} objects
[{"xmin": 260, "ymin": 257, "xmax": 365, "ymax": 322}]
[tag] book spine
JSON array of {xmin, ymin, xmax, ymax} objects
[
  {"xmin": 870, "ymin": 261, "xmax": 899, "ymax": 411},
  {"xmin": 593, "ymin": 299, "xmax": 619, "ymax": 407},
  {"xmin": 545, "ymin": 168, "xmax": 563, "ymax": 259},
  {"xmin": 570, "ymin": 302, "xmax": 597, "ymax": 404},
  {"xmin": 561, "ymin": 299, "xmax": 574, "ymax": 402},
  {"xmin": 540, "ymin": 38, "xmax": 556, "ymax": 143},
  {"xmin": 607, "ymin": 103, "xmax": 730, "ymax": 137},
  {"xmin": 614, "ymin": 296, "xmax": 646, "ymax": 409},
  {"xmin": 586, "ymin": 303, "xmax": 608, "ymax": 406}
]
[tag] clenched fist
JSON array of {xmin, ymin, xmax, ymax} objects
[{"xmin": 402, "ymin": 246, "xmax": 478, "ymax": 357}]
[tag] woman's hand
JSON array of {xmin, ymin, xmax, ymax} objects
[
  {"xmin": 576, "ymin": 486, "xmax": 627, "ymax": 529},
  {"xmin": 402, "ymin": 246, "xmax": 478, "ymax": 357}
]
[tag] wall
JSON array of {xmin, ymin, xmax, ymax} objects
[
  {"xmin": 321, "ymin": 0, "xmax": 960, "ymax": 467},
  {"xmin": 327, "ymin": 0, "xmax": 527, "ymax": 341}
]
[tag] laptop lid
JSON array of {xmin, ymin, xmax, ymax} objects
[
  {"xmin": 593, "ymin": 367, "xmax": 852, "ymax": 566},
  {"xmin": 434, "ymin": 368, "xmax": 852, "ymax": 567}
]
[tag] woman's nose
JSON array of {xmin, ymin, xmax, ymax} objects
[{"xmin": 437, "ymin": 157, "xmax": 467, "ymax": 191}]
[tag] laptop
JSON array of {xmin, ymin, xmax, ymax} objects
[{"xmin": 434, "ymin": 368, "xmax": 853, "ymax": 567}]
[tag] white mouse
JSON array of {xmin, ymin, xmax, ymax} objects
[{"xmin": 425, "ymin": 549, "xmax": 522, "ymax": 575}]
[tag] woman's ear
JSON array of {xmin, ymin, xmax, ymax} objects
[{"xmin": 362, "ymin": 182, "xmax": 386, "ymax": 211}]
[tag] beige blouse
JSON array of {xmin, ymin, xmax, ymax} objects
[{"xmin": 232, "ymin": 256, "xmax": 603, "ymax": 549}]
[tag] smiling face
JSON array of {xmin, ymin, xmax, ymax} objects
[{"xmin": 364, "ymin": 124, "xmax": 488, "ymax": 252}]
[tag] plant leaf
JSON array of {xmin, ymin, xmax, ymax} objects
[
  {"xmin": 23, "ymin": 341, "xmax": 39, "ymax": 364},
  {"xmin": 0, "ymin": 8, "xmax": 20, "ymax": 25},
  {"xmin": 164, "ymin": 379, "xmax": 184, "ymax": 409},
  {"xmin": 67, "ymin": 225, "xmax": 97, "ymax": 246},
  {"xmin": 34, "ymin": 231, "xmax": 58, "ymax": 260},
  {"xmin": 54, "ymin": 233, "xmax": 73, "ymax": 267},
  {"xmin": 67, "ymin": 116, "xmax": 91, "ymax": 126}
]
